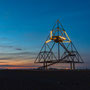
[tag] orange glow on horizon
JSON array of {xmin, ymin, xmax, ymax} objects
[
  {"xmin": 65, "ymin": 68, "xmax": 70, "ymax": 70},
  {"xmin": 5, "ymin": 67, "xmax": 37, "ymax": 69}
]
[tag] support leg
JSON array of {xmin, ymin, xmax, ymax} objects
[
  {"xmin": 70, "ymin": 63, "xmax": 72, "ymax": 70},
  {"xmin": 73, "ymin": 62, "xmax": 75, "ymax": 70}
]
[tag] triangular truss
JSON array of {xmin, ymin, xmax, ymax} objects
[{"xmin": 35, "ymin": 20, "xmax": 84, "ymax": 70}]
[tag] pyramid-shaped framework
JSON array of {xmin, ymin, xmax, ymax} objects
[{"xmin": 35, "ymin": 20, "xmax": 84, "ymax": 70}]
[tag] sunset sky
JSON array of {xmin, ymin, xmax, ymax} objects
[{"xmin": 0, "ymin": 0, "xmax": 90, "ymax": 69}]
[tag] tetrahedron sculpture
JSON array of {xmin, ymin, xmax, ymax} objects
[{"xmin": 35, "ymin": 20, "xmax": 84, "ymax": 70}]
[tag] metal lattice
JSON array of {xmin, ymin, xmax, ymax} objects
[{"xmin": 34, "ymin": 20, "xmax": 84, "ymax": 70}]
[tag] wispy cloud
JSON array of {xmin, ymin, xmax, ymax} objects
[
  {"xmin": 0, "ymin": 64, "xmax": 40, "ymax": 68},
  {"xmin": 0, "ymin": 65, "xmax": 16, "ymax": 67},
  {"xmin": 0, "ymin": 37, "xmax": 22, "ymax": 50},
  {"xmin": 15, "ymin": 48, "xmax": 22, "ymax": 50},
  {"xmin": 0, "ymin": 52, "xmax": 37, "ymax": 55},
  {"xmin": 0, "ymin": 62, "xmax": 8, "ymax": 63},
  {"xmin": 0, "ymin": 37, "xmax": 8, "ymax": 40},
  {"xmin": 0, "ymin": 45, "xmax": 23, "ymax": 51},
  {"xmin": 0, "ymin": 45, "xmax": 13, "ymax": 48},
  {"xmin": 0, "ymin": 57, "xmax": 12, "ymax": 60},
  {"xmin": 0, "ymin": 51, "xmax": 37, "ymax": 61}
]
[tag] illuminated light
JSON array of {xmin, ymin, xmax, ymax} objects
[
  {"xmin": 64, "ymin": 31, "xmax": 71, "ymax": 41},
  {"xmin": 50, "ymin": 31, "xmax": 52, "ymax": 39},
  {"xmin": 45, "ymin": 40, "xmax": 52, "ymax": 43},
  {"xmin": 45, "ymin": 29, "xmax": 71, "ymax": 43},
  {"xmin": 59, "ymin": 36, "xmax": 66, "ymax": 40},
  {"xmin": 63, "ymin": 41, "xmax": 71, "ymax": 43}
]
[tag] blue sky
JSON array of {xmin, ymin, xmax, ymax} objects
[{"xmin": 0, "ymin": 0, "xmax": 90, "ymax": 69}]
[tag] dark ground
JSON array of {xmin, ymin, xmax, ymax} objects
[{"xmin": 0, "ymin": 70, "xmax": 90, "ymax": 90}]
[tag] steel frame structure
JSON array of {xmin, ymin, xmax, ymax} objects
[{"xmin": 34, "ymin": 20, "xmax": 84, "ymax": 70}]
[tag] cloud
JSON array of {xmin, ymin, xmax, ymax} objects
[
  {"xmin": 0, "ymin": 37, "xmax": 23, "ymax": 51},
  {"xmin": 0, "ymin": 65, "xmax": 16, "ymax": 67},
  {"xmin": 0, "ymin": 62, "xmax": 7, "ymax": 63},
  {"xmin": 0, "ymin": 45, "xmax": 13, "ymax": 48},
  {"xmin": 15, "ymin": 48, "xmax": 22, "ymax": 50},
  {"xmin": 0, "ymin": 52, "xmax": 37, "ymax": 55},
  {"xmin": 0, "ymin": 65, "xmax": 40, "ymax": 67},
  {"xmin": 0, "ymin": 57, "xmax": 12, "ymax": 60},
  {"xmin": 0, "ymin": 51, "xmax": 37, "ymax": 61},
  {"xmin": 15, "ymin": 52, "xmax": 37, "ymax": 55},
  {"xmin": 0, "ymin": 45, "xmax": 23, "ymax": 51},
  {"xmin": 0, "ymin": 37, "xmax": 10, "ymax": 41}
]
